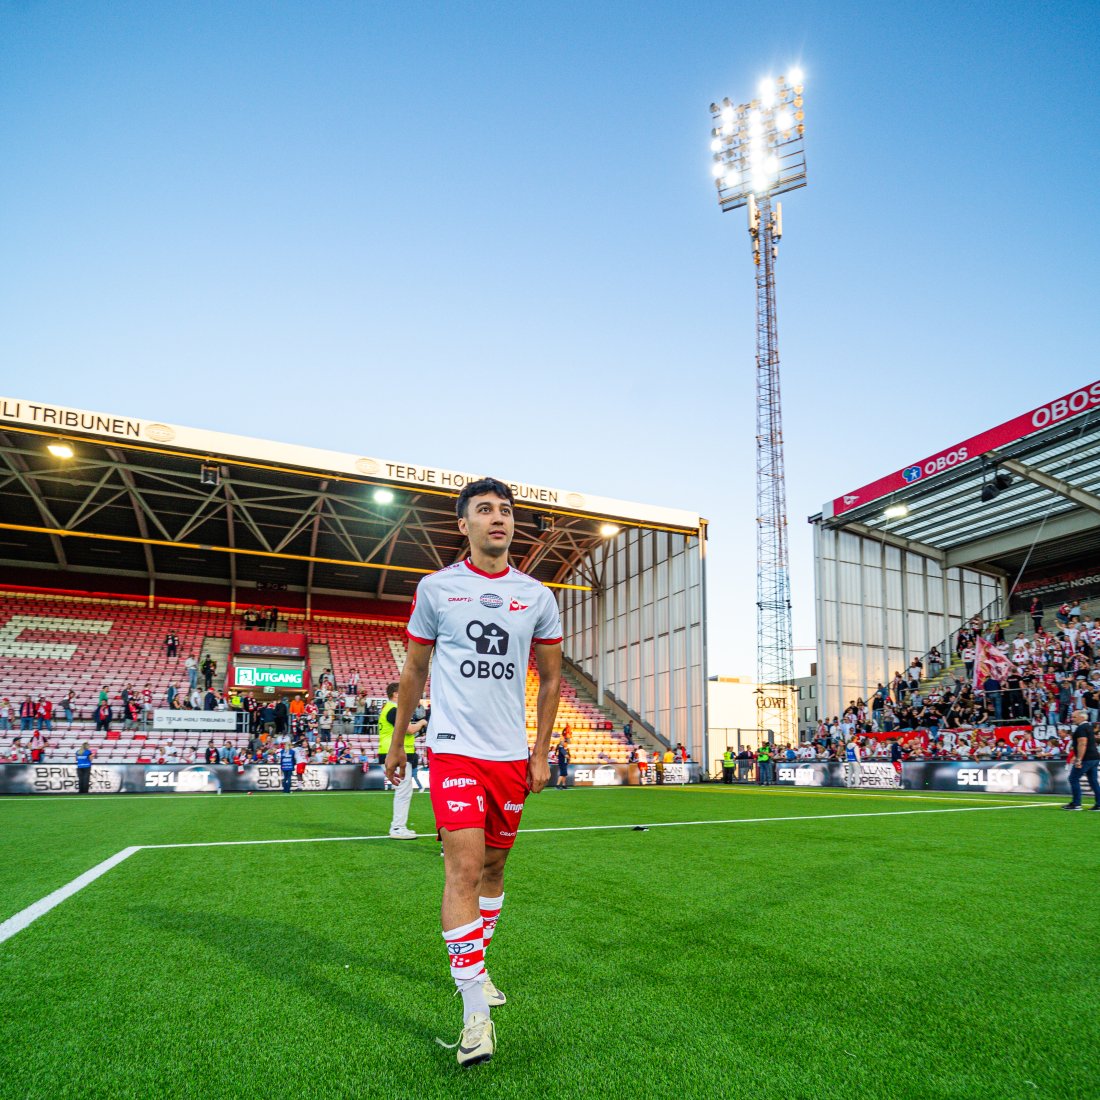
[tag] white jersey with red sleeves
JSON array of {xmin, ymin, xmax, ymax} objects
[{"xmin": 406, "ymin": 559, "xmax": 563, "ymax": 761}]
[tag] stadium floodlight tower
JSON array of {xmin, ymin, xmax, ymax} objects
[{"xmin": 709, "ymin": 69, "xmax": 806, "ymax": 746}]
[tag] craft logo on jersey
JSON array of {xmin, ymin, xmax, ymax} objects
[
  {"xmin": 480, "ymin": 592, "xmax": 504, "ymax": 609},
  {"xmin": 508, "ymin": 598, "xmax": 528, "ymax": 612}
]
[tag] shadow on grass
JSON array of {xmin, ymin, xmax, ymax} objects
[{"xmin": 133, "ymin": 904, "xmax": 428, "ymax": 1032}]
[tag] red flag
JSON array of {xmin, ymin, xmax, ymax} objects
[{"xmin": 974, "ymin": 635, "xmax": 1013, "ymax": 691}]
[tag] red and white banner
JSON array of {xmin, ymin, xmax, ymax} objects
[
  {"xmin": 973, "ymin": 636, "xmax": 1015, "ymax": 691},
  {"xmin": 830, "ymin": 379, "xmax": 1100, "ymax": 517}
]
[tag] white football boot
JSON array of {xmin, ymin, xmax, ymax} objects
[
  {"xmin": 439, "ymin": 1012, "xmax": 495, "ymax": 1067},
  {"xmin": 483, "ymin": 975, "xmax": 507, "ymax": 1007},
  {"xmin": 388, "ymin": 826, "xmax": 417, "ymax": 839}
]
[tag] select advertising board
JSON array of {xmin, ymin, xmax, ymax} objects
[
  {"xmin": 0, "ymin": 763, "xmax": 392, "ymax": 795},
  {"xmin": 775, "ymin": 760, "xmax": 1072, "ymax": 795},
  {"xmin": 0, "ymin": 760, "xmax": 700, "ymax": 794},
  {"xmin": 828, "ymin": 379, "xmax": 1100, "ymax": 518}
]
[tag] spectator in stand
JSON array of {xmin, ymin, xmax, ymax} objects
[
  {"xmin": 927, "ymin": 647, "xmax": 943, "ymax": 678},
  {"xmin": 347, "ymin": 670, "xmax": 360, "ymax": 696},
  {"xmin": 219, "ymin": 740, "xmax": 233, "ymax": 764},
  {"xmin": 623, "ymin": 721, "xmax": 633, "ymax": 745},
  {"xmin": 36, "ymin": 697, "xmax": 53, "ymax": 731},
  {"xmin": 1028, "ymin": 596, "xmax": 1043, "ymax": 632},
  {"xmin": 654, "ymin": 750, "xmax": 665, "ymax": 785},
  {"xmin": 275, "ymin": 697, "xmax": 289, "ymax": 737},
  {"xmin": 19, "ymin": 696, "xmax": 35, "ymax": 732},
  {"xmin": 203, "ymin": 689, "xmax": 217, "ymax": 712},
  {"xmin": 0, "ymin": 698, "xmax": 12, "ymax": 732},
  {"xmin": 167, "ymin": 683, "xmax": 177, "ymax": 709},
  {"xmin": 907, "ymin": 657, "xmax": 923, "ymax": 690},
  {"xmin": 204, "ymin": 741, "xmax": 219, "ymax": 764},
  {"xmin": 202, "ymin": 654, "xmax": 216, "ymax": 690},
  {"xmin": 185, "ymin": 654, "xmax": 198, "ymax": 690},
  {"xmin": 62, "ymin": 690, "xmax": 77, "ymax": 729},
  {"xmin": 188, "ymin": 686, "xmax": 202, "ymax": 710},
  {"xmin": 165, "ymin": 632, "xmax": 179, "ymax": 657},
  {"xmin": 76, "ymin": 742, "xmax": 94, "ymax": 794},
  {"xmin": 267, "ymin": 605, "xmax": 279, "ymax": 631},
  {"xmin": 94, "ymin": 701, "xmax": 112, "ymax": 732}
]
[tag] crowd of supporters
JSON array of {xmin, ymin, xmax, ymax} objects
[{"xmin": 824, "ymin": 600, "xmax": 1099, "ymax": 737}]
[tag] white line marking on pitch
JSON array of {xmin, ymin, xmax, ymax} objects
[
  {"xmin": 0, "ymin": 801, "xmax": 1055, "ymax": 946},
  {"xmin": 0, "ymin": 846, "xmax": 140, "ymax": 945}
]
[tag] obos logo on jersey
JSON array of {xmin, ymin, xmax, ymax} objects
[
  {"xmin": 460, "ymin": 620, "xmax": 515, "ymax": 680},
  {"xmin": 480, "ymin": 593, "xmax": 504, "ymax": 608}
]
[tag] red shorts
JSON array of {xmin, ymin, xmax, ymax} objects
[
  {"xmin": 428, "ymin": 753, "xmax": 529, "ymax": 850},
  {"xmin": 295, "ymin": 762, "xmax": 306, "ymax": 775}
]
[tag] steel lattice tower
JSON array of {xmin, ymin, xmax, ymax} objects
[
  {"xmin": 751, "ymin": 194, "xmax": 795, "ymax": 744},
  {"xmin": 709, "ymin": 71, "xmax": 806, "ymax": 745}
]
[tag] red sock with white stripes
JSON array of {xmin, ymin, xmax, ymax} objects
[
  {"xmin": 480, "ymin": 893, "xmax": 504, "ymax": 954},
  {"xmin": 442, "ymin": 917, "xmax": 488, "ymax": 1021}
]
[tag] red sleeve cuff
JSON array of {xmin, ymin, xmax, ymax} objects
[
  {"xmin": 406, "ymin": 631, "xmax": 436, "ymax": 646},
  {"xmin": 533, "ymin": 636, "xmax": 563, "ymax": 645}
]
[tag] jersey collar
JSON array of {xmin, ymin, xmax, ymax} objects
[{"xmin": 463, "ymin": 558, "xmax": 511, "ymax": 580}]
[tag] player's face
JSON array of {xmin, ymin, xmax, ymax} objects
[{"xmin": 459, "ymin": 493, "xmax": 514, "ymax": 556}]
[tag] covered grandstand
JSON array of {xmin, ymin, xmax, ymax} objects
[
  {"xmin": 810, "ymin": 379, "xmax": 1100, "ymax": 719},
  {"xmin": 0, "ymin": 397, "xmax": 709, "ymax": 767}
]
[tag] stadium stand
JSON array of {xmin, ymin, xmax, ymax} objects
[{"xmin": 1, "ymin": 591, "xmax": 640, "ymax": 765}]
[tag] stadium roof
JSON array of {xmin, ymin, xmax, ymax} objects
[
  {"xmin": 0, "ymin": 397, "xmax": 705, "ymax": 600},
  {"xmin": 812, "ymin": 380, "xmax": 1100, "ymax": 577}
]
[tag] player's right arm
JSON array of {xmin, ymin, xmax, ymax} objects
[{"xmin": 385, "ymin": 640, "xmax": 432, "ymax": 784}]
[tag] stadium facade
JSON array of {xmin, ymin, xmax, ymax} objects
[
  {"xmin": 810, "ymin": 380, "xmax": 1100, "ymax": 719},
  {"xmin": 0, "ymin": 397, "xmax": 709, "ymax": 759}
]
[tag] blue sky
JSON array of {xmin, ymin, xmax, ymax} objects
[{"xmin": 2, "ymin": 1, "xmax": 1098, "ymax": 676}]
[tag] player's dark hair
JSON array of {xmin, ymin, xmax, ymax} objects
[{"xmin": 456, "ymin": 477, "xmax": 514, "ymax": 519}]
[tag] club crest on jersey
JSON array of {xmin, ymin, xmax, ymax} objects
[
  {"xmin": 480, "ymin": 593, "xmax": 504, "ymax": 609},
  {"xmin": 508, "ymin": 599, "xmax": 528, "ymax": 612}
]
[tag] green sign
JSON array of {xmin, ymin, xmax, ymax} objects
[{"xmin": 235, "ymin": 666, "xmax": 304, "ymax": 689}]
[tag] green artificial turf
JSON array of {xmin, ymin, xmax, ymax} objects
[{"xmin": 0, "ymin": 786, "xmax": 1096, "ymax": 1099}]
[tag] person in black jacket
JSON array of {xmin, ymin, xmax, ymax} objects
[{"xmin": 1063, "ymin": 710, "xmax": 1100, "ymax": 810}]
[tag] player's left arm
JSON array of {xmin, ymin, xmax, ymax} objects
[{"xmin": 529, "ymin": 642, "xmax": 562, "ymax": 794}]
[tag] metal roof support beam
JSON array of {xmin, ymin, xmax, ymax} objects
[
  {"xmin": 108, "ymin": 449, "xmax": 157, "ymax": 603},
  {"xmin": 304, "ymin": 482, "xmax": 328, "ymax": 620},
  {"xmin": 945, "ymin": 508, "xmax": 1100, "ymax": 570},
  {"xmin": 0, "ymin": 435, "xmax": 67, "ymax": 569},
  {"xmin": 837, "ymin": 520, "xmax": 946, "ymax": 563},
  {"xmin": 995, "ymin": 456, "xmax": 1100, "ymax": 516}
]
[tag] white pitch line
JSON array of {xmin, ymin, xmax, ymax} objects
[
  {"xmin": 0, "ymin": 800, "xmax": 1057, "ymax": 946},
  {"xmin": 142, "ymin": 833, "xmax": 393, "ymax": 850},
  {"xmin": 0, "ymin": 846, "xmax": 140, "ymax": 946}
]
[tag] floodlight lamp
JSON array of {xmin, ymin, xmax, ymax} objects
[
  {"xmin": 710, "ymin": 138, "xmax": 722, "ymax": 152},
  {"xmin": 47, "ymin": 440, "xmax": 74, "ymax": 459},
  {"xmin": 758, "ymin": 79, "xmax": 776, "ymax": 108},
  {"xmin": 712, "ymin": 162, "xmax": 725, "ymax": 177},
  {"xmin": 789, "ymin": 66, "xmax": 804, "ymax": 84},
  {"xmin": 776, "ymin": 110, "xmax": 794, "ymax": 131},
  {"xmin": 373, "ymin": 488, "xmax": 395, "ymax": 504},
  {"xmin": 599, "ymin": 523, "xmax": 621, "ymax": 538},
  {"xmin": 725, "ymin": 173, "xmax": 740, "ymax": 188},
  {"xmin": 765, "ymin": 155, "xmax": 780, "ymax": 173},
  {"xmin": 721, "ymin": 105, "xmax": 735, "ymax": 123},
  {"xmin": 883, "ymin": 503, "xmax": 909, "ymax": 519}
]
